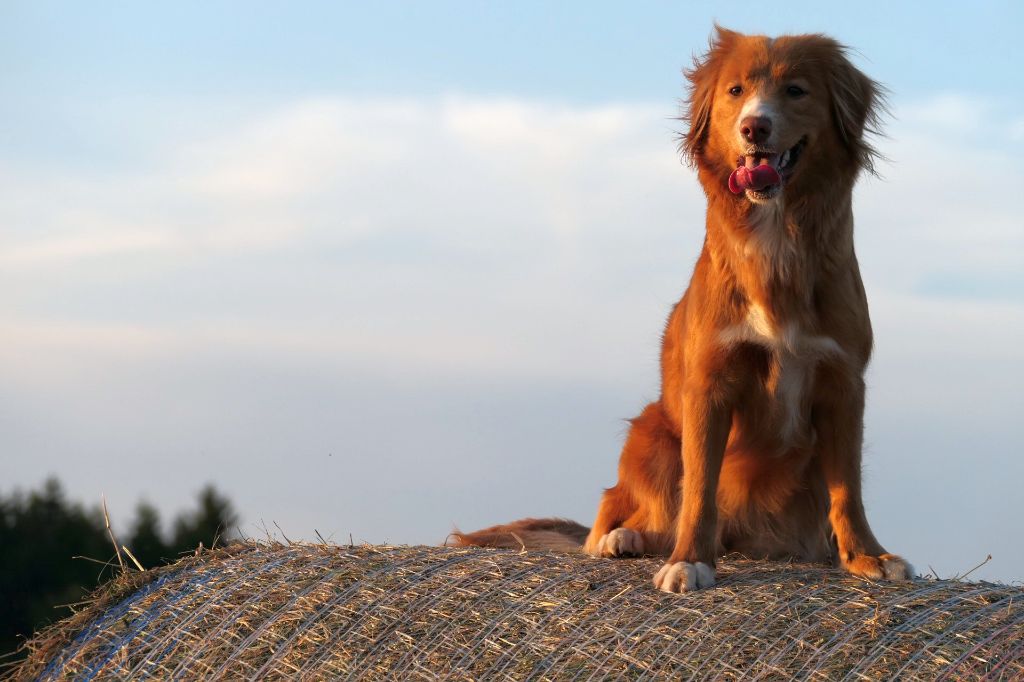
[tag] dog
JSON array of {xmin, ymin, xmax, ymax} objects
[{"xmin": 452, "ymin": 27, "xmax": 913, "ymax": 593}]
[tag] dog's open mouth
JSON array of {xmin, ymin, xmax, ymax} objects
[{"xmin": 728, "ymin": 137, "xmax": 807, "ymax": 199}]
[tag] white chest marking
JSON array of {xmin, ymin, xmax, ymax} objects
[
  {"xmin": 719, "ymin": 304, "xmax": 844, "ymax": 445},
  {"xmin": 744, "ymin": 203, "xmax": 796, "ymax": 281}
]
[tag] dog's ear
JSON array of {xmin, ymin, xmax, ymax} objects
[
  {"xmin": 828, "ymin": 44, "xmax": 887, "ymax": 173},
  {"xmin": 681, "ymin": 26, "xmax": 737, "ymax": 166}
]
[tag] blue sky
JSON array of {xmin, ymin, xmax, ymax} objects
[
  {"xmin": 4, "ymin": 2, "xmax": 1023, "ymax": 101},
  {"xmin": 2, "ymin": 2, "xmax": 1023, "ymax": 582}
]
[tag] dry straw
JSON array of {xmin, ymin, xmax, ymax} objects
[{"xmin": 7, "ymin": 542, "xmax": 1023, "ymax": 680}]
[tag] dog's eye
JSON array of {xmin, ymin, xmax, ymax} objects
[
  {"xmin": 786, "ymin": 85, "xmax": 807, "ymax": 97},
  {"xmin": 728, "ymin": 85, "xmax": 743, "ymax": 97}
]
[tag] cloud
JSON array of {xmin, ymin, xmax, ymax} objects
[
  {"xmin": 4, "ymin": 92, "xmax": 1019, "ymax": 375},
  {"xmin": 1, "ymin": 95, "xmax": 694, "ymax": 269},
  {"xmin": 1012, "ymin": 117, "xmax": 1024, "ymax": 142},
  {"xmin": 179, "ymin": 98, "xmax": 428, "ymax": 200},
  {"xmin": 1, "ymin": 95, "xmax": 698, "ymax": 382},
  {"xmin": 894, "ymin": 92, "xmax": 992, "ymax": 133},
  {"xmin": 855, "ymin": 92, "xmax": 1024, "ymax": 301},
  {"xmin": 0, "ymin": 229, "xmax": 176, "ymax": 268}
]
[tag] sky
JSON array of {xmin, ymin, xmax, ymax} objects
[{"xmin": 2, "ymin": 2, "xmax": 1022, "ymax": 582}]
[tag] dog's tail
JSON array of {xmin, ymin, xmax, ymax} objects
[{"xmin": 447, "ymin": 518, "xmax": 590, "ymax": 553}]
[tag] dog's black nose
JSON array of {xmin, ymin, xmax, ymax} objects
[{"xmin": 740, "ymin": 116, "xmax": 772, "ymax": 144}]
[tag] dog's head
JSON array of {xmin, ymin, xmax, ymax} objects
[{"xmin": 682, "ymin": 27, "xmax": 885, "ymax": 205}]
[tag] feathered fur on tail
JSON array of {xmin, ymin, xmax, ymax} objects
[{"xmin": 448, "ymin": 518, "xmax": 590, "ymax": 553}]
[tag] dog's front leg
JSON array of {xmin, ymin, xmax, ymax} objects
[
  {"xmin": 653, "ymin": 393, "xmax": 731, "ymax": 593},
  {"xmin": 815, "ymin": 384, "xmax": 913, "ymax": 581}
]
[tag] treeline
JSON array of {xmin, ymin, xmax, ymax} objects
[{"xmin": 0, "ymin": 478, "xmax": 238, "ymax": 659}]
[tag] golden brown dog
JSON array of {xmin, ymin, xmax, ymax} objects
[{"xmin": 453, "ymin": 27, "xmax": 912, "ymax": 592}]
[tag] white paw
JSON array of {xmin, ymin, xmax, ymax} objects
[
  {"xmin": 843, "ymin": 553, "xmax": 914, "ymax": 581},
  {"xmin": 881, "ymin": 554, "xmax": 914, "ymax": 581},
  {"xmin": 596, "ymin": 528, "xmax": 645, "ymax": 557},
  {"xmin": 653, "ymin": 561, "xmax": 716, "ymax": 593}
]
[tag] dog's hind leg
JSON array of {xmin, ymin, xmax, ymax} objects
[{"xmin": 584, "ymin": 402, "xmax": 679, "ymax": 558}]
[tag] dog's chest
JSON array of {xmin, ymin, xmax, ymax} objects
[{"xmin": 719, "ymin": 304, "xmax": 844, "ymax": 447}]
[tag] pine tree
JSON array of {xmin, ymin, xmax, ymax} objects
[
  {"xmin": 171, "ymin": 485, "xmax": 238, "ymax": 553},
  {"xmin": 127, "ymin": 501, "xmax": 169, "ymax": 570}
]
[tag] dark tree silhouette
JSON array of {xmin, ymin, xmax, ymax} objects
[
  {"xmin": 127, "ymin": 501, "xmax": 170, "ymax": 570},
  {"xmin": 1, "ymin": 479, "xmax": 239, "ymax": 660},
  {"xmin": 0, "ymin": 479, "xmax": 111, "ymax": 662},
  {"xmin": 170, "ymin": 485, "xmax": 237, "ymax": 552}
]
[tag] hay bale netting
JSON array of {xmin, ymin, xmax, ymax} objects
[{"xmin": 8, "ymin": 543, "xmax": 1024, "ymax": 680}]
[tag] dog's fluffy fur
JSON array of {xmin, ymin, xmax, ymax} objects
[{"xmin": 452, "ymin": 27, "xmax": 912, "ymax": 592}]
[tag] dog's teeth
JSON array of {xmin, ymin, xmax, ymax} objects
[{"xmin": 781, "ymin": 150, "xmax": 790, "ymax": 167}]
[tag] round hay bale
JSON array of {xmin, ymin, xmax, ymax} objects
[{"xmin": 8, "ymin": 543, "xmax": 1024, "ymax": 680}]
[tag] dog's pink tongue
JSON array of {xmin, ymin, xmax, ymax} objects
[{"xmin": 728, "ymin": 164, "xmax": 781, "ymax": 194}]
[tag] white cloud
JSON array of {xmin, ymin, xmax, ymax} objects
[
  {"xmin": 1, "ymin": 95, "xmax": 698, "ymax": 385},
  {"xmin": 0, "ymin": 229, "xmax": 175, "ymax": 268},
  {"xmin": 1012, "ymin": 117, "xmax": 1024, "ymax": 142},
  {"xmin": 894, "ymin": 92, "xmax": 991, "ymax": 133},
  {"xmin": 4, "ymin": 92, "xmax": 1018, "ymax": 374},
  {"xmin": 180, "ymin": 98, "xmax": 428, "ymax": 199},
  {"xmin": 1, "ymin": 96, "xmax": 691, "ymax": 266},
  {"xmin": 855, "ymin": 93, "xmax": 1024, "ymax": 299}
]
